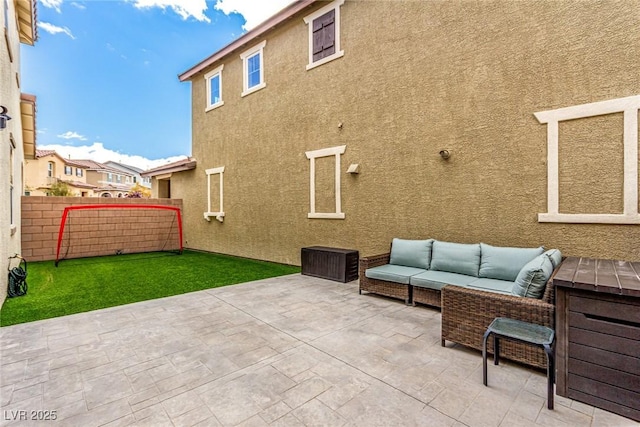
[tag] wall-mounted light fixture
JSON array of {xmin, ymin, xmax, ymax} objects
[
  {"xmin": 439, "ymin": 149, "xmax": 451, "ymax": 160},
  {"xmin": 346, "ymin": 163, "xmax": 360, "ymax": 174},
  {"xmin": 0, "ymin": 106, "xmax": 11, "ymax": 130}
]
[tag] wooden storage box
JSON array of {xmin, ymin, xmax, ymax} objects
[
  {"xmin": 301, "ymin": 246, "xmax": 359, "ymax": 283},
  {"xmin": 554, "ymin": 257, "xmax": 640, "ymax": 422}
]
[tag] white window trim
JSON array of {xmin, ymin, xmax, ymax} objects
[
  {"xmin": 204, "ymin": 166, "xmax": 225, "ymax": 222},
  {"xmin": 205, "ymin": 64, "xmax": 224, "ymax": 112},
  {"xmin": 305, "ymin": 145, "xmax": 346, "ymax": 219},
  {"xmin": 534, "ymin": 95, "xmax": 640, "ymax": 224},
  {"xmin": 240, "ymin": 40, "xmax": 266, "ymax": 97},
  {"xmin": 303, "ymin": 0, "xmax": 345, "ymax": 71}
]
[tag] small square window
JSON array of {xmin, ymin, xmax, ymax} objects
[
  {"xmin": 240, "ymin": 40, "xmax": 266, "ymax": 97},
  {"xmin": 205, "ymin": 65, "xmax": 224, "ymax": 111},
  {"xmin": 64, "ymin": 166, "xmax": 73, "ymax": 175}
]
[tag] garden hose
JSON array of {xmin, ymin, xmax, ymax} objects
[{"xmin": 7, "ymin": 255, "xmax": 27, "ymax": 298}]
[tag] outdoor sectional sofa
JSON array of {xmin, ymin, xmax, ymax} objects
[{"xmin": 359, "ymin": 239, "xmax": 563, "ymax": 368}]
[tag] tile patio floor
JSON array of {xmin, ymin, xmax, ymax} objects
[{"xmin": 1, "ymin": 274, "xmax": 638, "ymax": 427}]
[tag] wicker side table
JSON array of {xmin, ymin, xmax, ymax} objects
[{"xmin": 482, "ymin": 317, "xmax": 555, "ymax": 409}]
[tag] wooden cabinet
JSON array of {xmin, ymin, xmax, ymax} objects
[
  {"xmin": 554, "ymin": 257, "xmax": 640, "ymax": 422},
  {"xmin": 301, "ymin": 246, "xmax": 359, "ymax": 283}
]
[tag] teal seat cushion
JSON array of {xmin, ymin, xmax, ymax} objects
[
  {"xmin": 365, "ymin": 264, "xmax": 426, "ymax": 285},
  {"xmin": 543, "ymin": 249, "xmax": 562, "ymax": 269},
  {"xmin": 389, "ymin": 238, "xmax": 434, "ymax": 269},
  {"xmin": 512, "ymin": 254, "xmax": 554, "ymax": 298},
  {"xmin": 410, "ymin": 270, "xmax": 478, "ymax": 291},
  {"xmin": 479, "ymin": 243, "xmax": 544, "ymax": 282},
  {"xmin": 467, "ymin": 278, "xmax": 514, "ymax": 295},
  {"xmin": 430, "ymin": 241, "xmax": 481, "ymax": 277}
]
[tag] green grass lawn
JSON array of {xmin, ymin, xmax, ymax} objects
[{"xmin": 0, "ymin": 250, "xmax": 300, "ymax": 326}]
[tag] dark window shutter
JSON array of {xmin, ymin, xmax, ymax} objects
[{"xmin": 312, "ymin": 9, "xmax": 336, "ymax": 62}]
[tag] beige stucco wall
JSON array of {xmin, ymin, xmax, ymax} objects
[
  {"xmin": 1, "ymin": 0, "xmax": 26, "ymax": 306},
  {"xmin": 178, "ymin": 0, "xmax": 640, "ymax": 266}
]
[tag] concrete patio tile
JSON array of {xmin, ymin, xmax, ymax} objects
[
  {"xmin": 160, "ymin": 390, "xmax": 205, "ymax": 420},
  {"xmin": 171, "ymin": 405, "xmax": 217, "ymax": 427},
  {"xmin": 282, "ymin": 376, "xmax": 332, "ymax": 409},
  {"xmin": 56, "ymin": 397, "xmax": 131, "ymax": 427},
  {"xmin": 258, "ymin": 400, "xmax": 293, "ymax": 424},
  {"xmin": 291, "ymin": 398, "xmax": 346, "ymax": 426},
  {"xmin": 535, "ymin": 401, "xmax": 593, "ymax": 426},
  {"xmin": 506, "ymin": 390, "xmax": 545, "ymax": 422},
  {"xmin": 83, "ymin": 371, "xmax": 133, "ymax": 409},
  {"xmin": 42, "ymin": 372, "xmax": 83, "ymax": 401},
  {"xmin": 1, "ymin": 275, "xmax": 638, "ymax": 427},
  {"xmin": 155, "ymin": 364, "xmax": 212, "ymax": 393},
  {"xmin": 591, "ymin": 407, "xmax": 640, "ymax": 427}
]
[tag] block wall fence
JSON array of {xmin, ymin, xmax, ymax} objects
[{"xmin": 21, "ymin": 197, "xmax": 183, "ymax": 262}]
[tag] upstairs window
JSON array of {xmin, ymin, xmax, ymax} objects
[
  {"xmin": 64, "ymin": 166, "xmax": 72, "ymax": 175},
  {"xmin": 240, "ymin": 41, "xmax": 266, "ymax": 97},
  {"xmin": 76, "ymin": 168, "xmax": 83, "ymax": 177},
  {"xmin": 205, "ymin": 65, "xmax": 224, "ymax": 111},
  {"xmin": 107, "ymin": 173, "xmax": 113, "ymax": 182},
  {"xmin": 304, "ymin": 0, "xmax": 344, "ymax": 70},
  {"xmin": 47, "ymin": 162, "xmax": 54, "ymax": 178}
]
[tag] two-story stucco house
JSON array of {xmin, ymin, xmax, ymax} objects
[
  {"xmin": 171, "ymin": 0, "xmax": 640, "ymax": 266},
  {"xmin": 1, "ymin": 0, "xmax": 36, "ymax": 305},
  {"xmin": 24, "ymin": 152, "xmax": 142, "ymax": 197},
  {"xmin": 104, "ymin": 160, "xmax": 152, "ymax": 189},
  {"xmin": 24, "ymin": 150, "xmax": 97, "ymax": 196}
]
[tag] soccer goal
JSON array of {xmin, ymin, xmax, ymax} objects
[{"xmin": 55, "ymin": 204, "xmax": 183, "ymax": 266}]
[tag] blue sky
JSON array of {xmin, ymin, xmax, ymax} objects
[{"xmin": 23, "ymin": 0, "xmax": 294, "ymax": 170}]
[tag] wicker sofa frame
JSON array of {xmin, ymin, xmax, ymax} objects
[{"xmin": 359, "ymin": 252, "xmax": 560, "ymax": 369}]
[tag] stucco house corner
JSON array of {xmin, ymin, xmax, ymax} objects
[{"xmin": 1, "ymin": 0, "xmax": 37, "ymax": 307}]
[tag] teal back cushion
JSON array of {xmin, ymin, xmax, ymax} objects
[
  {"xmin": 430, "ymin": 241, "xmax": 481, "ymax": 277},
  {"xmin": 389, "ymin": 238, "xmax": 434, "ymax": 270},
  {"xmin": 512, "ymin": 254, "xmax": 554, "ymax": 298},
  {"xmin": 543, "ymin": 249, "xmax": 562, "ymax": 269},
  {"xmin": 479, "ymin": 243, "xmax": 544, "ymax": 282}
]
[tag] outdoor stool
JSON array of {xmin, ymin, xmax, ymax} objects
[{"xmin": 483, "ymin": 317, "xmax": 555, "ymax": 409}]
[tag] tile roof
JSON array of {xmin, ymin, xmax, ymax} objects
[{"xmin": 35, "ymin": 149, "xmax": 56, "ymax": 158}]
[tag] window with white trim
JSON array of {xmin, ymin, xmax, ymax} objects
[
  {"xmin": 47, "ymin": 162, "xmax": 54, "ymax": 178},
  {"xmin": 303, "ymin": 0, "xmax": 344, "ymax": 70},
  {"xmin": 240, "ymin": 41, "xmax": 266, "ymax": 97},
  {"xmin": 204, "ymin": 166, "xmax": 225, "ymax": 222},
  {"xmin": 76, "ymin": 168, "xmax": 83, "ymax": 177},
  {"xmin": 205, "ymin": 65, "xmax": 224, "ymax": 111},
  {"xmin": 64, "ymin": 165, "xmax": 72, "ymax": 175},
  {"xmin": 534, "ymin": 95, "xmax": 640, "ymax": 224},
  {"xmin": 107, "ymin": 173, "xmax": 113, "ymax": 182},
  {"xmin": 305, "ymin": 145, "xmax": 346, "ymax": 219}
]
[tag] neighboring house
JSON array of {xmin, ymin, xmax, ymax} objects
[
  {"xmin": 140, "ymin": 157, "xmax": 196, "ymax": 198},
  {"xmin": 173, "ymin": 0, "xmax": 640, "ymax": 266},
  {"xmin": 1, "ymin": 0, "xmax": 37, "ymax": 306},
  {"xmin": 70, "ymin": 159, "xmax": 136, "ymax": 198},
  {"xmin": 24, "ymin": 150, "xmax": 97, "ymax": 197},
  {"xmin": 104, "ymin": 160, "xmax": 152, "ymax": 189},
  {"xmin": 24, "ymin": 152, "xmax": 140, "ymax": 197}
]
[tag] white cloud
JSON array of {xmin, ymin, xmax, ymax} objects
[
  {"xmin": 214, "ymin": 0, "xmax": 295, "ymax": 30},
  {"xmin": 38, "ymin": 22, "xmax": 76, "ymax": 39},
  {"xmin": 57, "ymin": 131, "xmax": 87, "ymax": 141},
  {"xmin": 38, "ymin": 142, "xmax": 187, "ymax": 171},
  {"xmin": 70, "ymin": 2, "xmax": 86, "ymax": 10},
  {"xmin": 130, "ymin": 0, "xmax": 211, "ymax": 23},
  {"xmin": 41, "ymin": 0, "xmax": 63, "ymax": 13}
]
